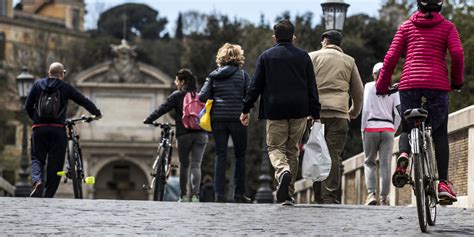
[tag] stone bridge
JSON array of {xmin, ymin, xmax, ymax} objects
[{"xmin": 0, "ymin": 197, "xmax": 473, "ymax": 235}]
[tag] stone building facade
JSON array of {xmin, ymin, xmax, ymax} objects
[{"xmin": 55, "ymin": 40, "xmax": 175, "ymax": 200}]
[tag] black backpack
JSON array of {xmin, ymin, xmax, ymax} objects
[{"xmin": 35, "ymin": 89, "xmax": 63, "ymax": 121}]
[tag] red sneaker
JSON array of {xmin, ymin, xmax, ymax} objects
[
  {"xmin": 392, "ymin": 153, "xmax": 409, "ymax": 188},
  {"xmin": 438, "ymin": 181, "xmax": 457, "ymax": 204}
]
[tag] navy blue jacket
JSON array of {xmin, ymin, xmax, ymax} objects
[
  {"xmin": 199, "ymin": 65, "xmax": 250, "ymax": 122},
  {"xmin": 25, "ymin": 77, "xmax": 101, "ymax": 125},
  {"xmin": 243, "ymin": 42, "xmax": 321, "ymax": 120}
]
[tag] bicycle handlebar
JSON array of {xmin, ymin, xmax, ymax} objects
[
  {"xmin": 151, "ymin": 122, "xmax": 176, "ymax": 128},
  {"xmin": 65, "ymin": 115, "xmax": 101, "ymax": 125},
  {"xmin": 376, "ymin": 83, "xmax": 399, "ymax": 96}
]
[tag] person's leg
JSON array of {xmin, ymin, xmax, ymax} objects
[
  {"xmin": 285, "ymin": 118, "xmax": 307, "ymax": 197},
  {"xmin": 212, "ymin": 122, "xmax": 230, "ymax": 201},
  {"xmin": 266, "ymin": 120, "xmax": 289, "ymax": 181},
  {"xmin": 43, "ymin": 127, "xmax": 67, "ymax": 198},
  {"xmin": 379, "ymin": 131, "xmax": 394, "ymax": 199},
  {"xmin": 363, "ymin": 132, "xmax": 379, "ymax": 196},
  {"xmin": 189, "ymin": 133, "xmax": 208, "ymax": 196},
  {"xmin": 229, "ymin": 122, "xmax": 248, "ymax": 197},
  {"xmin": 177, "ymin": 134, "xmax": 193, "ymax": 198},
  {"xmin": 30, "ymin": 127, "xmax": 48, "ymax": 197},
  {"xmin": 320, "ymin": 118, "xmax": 348, "ymax": 204}
]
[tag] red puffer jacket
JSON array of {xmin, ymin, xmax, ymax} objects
[{"xmin": 376, "ymin": 11, "xmax": 464, "ymax": 93}]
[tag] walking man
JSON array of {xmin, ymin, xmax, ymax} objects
[
  {"xmin": 25, "ymin": 62, "xmax": 102, "ymax": 198},
  {"xmin": 362, "ymin": 62, "xmax": 400, "ymax": 205},
  {"xmin": 309, "ymin": 30, "xmax": 364, "ymax": 204},
  {"xmin": 241, "ymin": 20, "xmax": 321, "ymax": 205}
]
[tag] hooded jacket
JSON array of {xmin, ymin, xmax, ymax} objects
[
  {"xmin": 25, "ymin": 77, "xmax": 101, "ymax": 125},
  {"xmin": 199, "ymin": 65, "xmax": 250, "ymax": 122},
  {"xmin": 376, "ymin": 11, "xmax": 464, "ymax": 93}
]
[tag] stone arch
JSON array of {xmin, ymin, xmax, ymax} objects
[{"xmin": 92, "ymin": 157, "xmax": 150, "ymax": 200}]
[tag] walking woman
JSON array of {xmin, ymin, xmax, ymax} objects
[
  {"xmin": 144, "ymin": 69, "xmax": 209, "ymax": 202},
  {"xmin": 199, "ymin": 43, "xmax": 251, "ymax": 203}
]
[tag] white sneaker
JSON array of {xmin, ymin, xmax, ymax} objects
[
  {"xmin": 365, "ymin": 192, "xmax": 377, "ymax": 205},
  {"xmin": 380, "ymin": 197, "xmax": 390, "ymax": 206}
]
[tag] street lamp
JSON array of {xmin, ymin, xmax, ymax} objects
[
  {"xmin": 14, "ymin": 67, "xmax": 35, "ymax": 197},
  {"xmin": 255, "ymin": 123, "xmax": 274, "ymax": 203},
  {"xmin": 321, "ymin": 0, "xmax": 350, "ymax": 31}
]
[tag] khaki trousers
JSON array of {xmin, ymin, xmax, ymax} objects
[{"xmin": 266, "ymin": 118, "xmax": 307, "ymax": 196}]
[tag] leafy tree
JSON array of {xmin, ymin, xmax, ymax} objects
[{"xmin": 97, "ymin": 3, "xmax": 168, "ymax": 40}]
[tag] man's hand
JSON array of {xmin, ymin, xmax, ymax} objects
[{"xmin": 240, "ymin": 113, "xmax": 250, "ymax": 126}]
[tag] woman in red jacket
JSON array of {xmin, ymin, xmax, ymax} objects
[{"xmin": 376, "ymin": 0, "xmax": 464, "ymax": 204}]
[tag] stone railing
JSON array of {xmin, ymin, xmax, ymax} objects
[
  {"xmin": 0, "ymin": 177, "xmax": 15, "ymax": 197},
  {"xmin": 294, "ymin": 105, "xmax": 474, "ymax": 208}
]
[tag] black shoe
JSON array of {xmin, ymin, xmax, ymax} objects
[
  {"xmin": 215, "ymin": 195, "xmax": 226, "ymax": 203},
  {"xmin": 234, "ymin": 194, "xmax": 252, "ymax": 203},
  {"xmin": 282, "ymin": 197, "xmax": 295, "ymax": 206},
  {"xmin": 277, "ymin": 171, "xmax": 292, "ymax": 203},
  {"xmin": 30, "ymin": 181, "xmax": 43, "ymax": 198}
]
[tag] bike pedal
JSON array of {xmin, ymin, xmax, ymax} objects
[
  {"xmin": 438, "ymin": 199, "xmax": 453, "ymax": 206},
  {"xmin": 392, "ymin": 173, "xmax": 409, "ymax": 188},
  {"xmin": 57, "ymin": 171, "xmax": 66, "ymax": 176},
  {"xmin": 85, "ymin": 176, "xmax": 95, "ymax": 185}
]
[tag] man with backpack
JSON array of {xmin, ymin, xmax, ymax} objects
[{"xmin": 25, "ymin": 62, "xmax": 102, "ymax": 198}]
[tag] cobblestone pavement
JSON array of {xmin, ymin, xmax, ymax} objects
[{"xmin": 0, "ymin": 197, "xmax": 473, "ymax": 236}]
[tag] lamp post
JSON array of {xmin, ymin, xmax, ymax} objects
[
  {"xmin": 321, "ymin": 0, "xmax": 350, "ymax": 31},
  {"xmin": 255, "ymin": 121, "xmax": 273, "ymax": 203},
  {"xmin": 14, "ymin": 67, "xmax": 35, "ymax": 197}
]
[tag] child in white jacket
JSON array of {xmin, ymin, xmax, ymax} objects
[{"xmin": 361, "ymin": 62, "xmax": 401, "ymax": 205}]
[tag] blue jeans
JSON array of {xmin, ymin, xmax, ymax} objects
[
  {"xmin": 31, "ymin": 126, "xmax": 67, "ymax": 198},
  {"xmin": 212, "ymin": 121, "xmax": 247, "ymax": 199}
]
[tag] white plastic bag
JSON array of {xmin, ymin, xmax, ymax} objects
[{"xmin": 302, "ymin": 122, "xmax": 331, "ymax": 181}]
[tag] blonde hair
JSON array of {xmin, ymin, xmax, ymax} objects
[{"xmin": 215, "ymin": 43, "xmax": 245, "ymax": 67}]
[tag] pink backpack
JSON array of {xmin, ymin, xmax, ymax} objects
[{"xmin": 182, "ymin": 92, "xmax": 205, "ymax": 130}]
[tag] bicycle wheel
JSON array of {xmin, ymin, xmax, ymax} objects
[
  {"xmin": 68, "ymin": 141, "xmax": 83, "ymax": 199},
  {"xmin": 153, "ymin": 147, "xmax": 168, "ymax": 201},
  {"xmin": 425, "ymin": 135, "xmax": 437, "ymax": 226},
  {"xmin": 413, "ymin": 153, "xmax": 428, "ymax": 232}
]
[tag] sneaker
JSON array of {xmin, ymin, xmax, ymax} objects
[
  {"xmin": 30, "ymin": 181, "xmax": 43, "ymax": 198},
  {"xmin": 282, "ymin": 197, "xmax": 295, "ymax": 206},
  {"xmin": 392, "ymin": 153, "xmax": 409, "ymax": 188},
  {"xmin": 380, "ymin": 197, "xmax": 390, "ymax": 206},
  {"xmin": 277, "ymin": 171, "xmax": 292, "ymax": 203},
  {"xmin": 191, "ymin": 195, "xmax": 199, "ymax": 202},
  {"xmin": 178, "ymin": 196, "xmax": 188, "ymax": 202},
  {"xmin": 438, "ymin": 180, "xmax": 457, "ymax": 204},
  {"xmin": 234, "ymin": 194, "xmax": 252, "ymax": 203},
  {"xmin": 365, "ymin": 192, "xmax": 377, "ymax": 205}
]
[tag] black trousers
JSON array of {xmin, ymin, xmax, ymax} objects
[{"xmin": 31, "ymin": 126, "xmax": 67, "ymax": 198}]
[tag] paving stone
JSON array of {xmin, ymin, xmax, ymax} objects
[{"xmin": 0, "ymin": 197, "xmax": 473, "ymax": 235}]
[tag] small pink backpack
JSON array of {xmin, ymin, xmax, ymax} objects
[{"xmin": 182, "ymin": 91, "xmax": 205, "ymax": 130}]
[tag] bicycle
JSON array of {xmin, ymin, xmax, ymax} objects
[
  {"xmin": 392, "ymin": 96, "xmax": 438, "ymax": 233},
  {"xmin": 143, "ymin": 122, "xmax": 175, "ymax": 201},
  {"xmin": 57, "ymin": 115, "xmax": 100, "ymax": 199}
]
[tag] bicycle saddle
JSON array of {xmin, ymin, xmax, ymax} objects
[{"xmin": 404, "ymin": 108, "xmax": 428, "ymax": 122}]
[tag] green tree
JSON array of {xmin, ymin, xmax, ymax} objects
[{"xmin": 97, "ymin": 3, "xmax": 168, "ymax": 40}]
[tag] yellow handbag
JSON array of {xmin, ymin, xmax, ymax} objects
[{"xmin": 198, "ymin": 99, "xmax": 213, "ymax": 132}]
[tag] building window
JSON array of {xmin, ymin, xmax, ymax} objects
[
  {"xmin": 0, "ymin": 32, "xmax": 5, "ymax": 61},
  {"xmin": 0, "ymin": 0, "xmax": 5, "ymax": 16},
  {"xmin": 72, "ymin": 9, "xmax": 80, "ymax": 30},
  {"xmin": 1, "ymin": 125, "xmax": 16, "ymax": 146}
]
